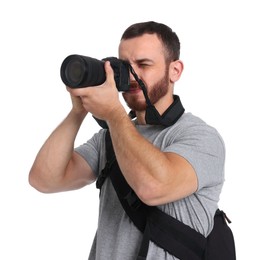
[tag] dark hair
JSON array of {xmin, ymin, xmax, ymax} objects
[{"xmin": 121, "ymin": 21, "xmax": 180, "ymax": 62}]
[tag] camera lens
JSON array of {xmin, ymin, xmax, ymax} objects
[{"xmin": 60, "ymin": 55, "xmax": 106, "ymax": 88}]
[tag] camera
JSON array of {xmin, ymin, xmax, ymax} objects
[{"xmin": 60, "ymin": 54, "xmax": 130, "ymax": 91}]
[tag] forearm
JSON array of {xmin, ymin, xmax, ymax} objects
[
  {"xmin": 107, "ymin": 108, "xmax": 172, "ymax": 204},
  {"xmin": 29, "ymin": 109, "xmax": 87, "ymax": 191}
]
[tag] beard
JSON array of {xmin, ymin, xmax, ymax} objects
[{"xmin": 123, "ymin": 68, "xmax": 170, "ymax": 112}]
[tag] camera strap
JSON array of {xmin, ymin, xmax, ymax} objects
[
  {"xmin": 128, "ymin": 95, "xmax": 184, "ymax": 126},
  {"xmin": 128, "ymin": 66, "xmax": 185, "ymax": 126}
]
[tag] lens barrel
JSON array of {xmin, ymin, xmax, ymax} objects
[
  {"xmin": 60, "ymin": 55, "xmax": 106, "ymax": 88},
  {"xmin": 60, "ymin": 54, "xmax": 130, "ymax": 91}
]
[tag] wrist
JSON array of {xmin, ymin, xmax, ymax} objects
[
  {"xmin": 69, "ymin": 108, "xmax": 88, "ymax": 124},
  {"xmin": 106, "ymin": 105, "xmax": 129, "ymax": 128}
]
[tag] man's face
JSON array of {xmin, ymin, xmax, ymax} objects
[{"xmin": 119, "ymin": 34, "xmax": 171, "ymax": 112}]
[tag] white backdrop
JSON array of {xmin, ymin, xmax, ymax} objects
[{"xmin": 1, "ymin": 1, "xmax": 265, "ymax": 259}]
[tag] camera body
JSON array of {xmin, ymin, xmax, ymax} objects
[{"xmin": 60, "ymin": 54, "xmax": 130, "ymax": 91}]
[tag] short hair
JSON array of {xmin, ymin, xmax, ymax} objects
[{"xmin": 121, "ymin": 21, "xmax": 180, "ymax": 62}]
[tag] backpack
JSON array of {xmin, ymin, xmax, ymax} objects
[{"xmin": 96, "ymin": 130, "xmax": 236, "ymax": 260}]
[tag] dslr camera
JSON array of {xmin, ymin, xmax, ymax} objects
[{"xmin": 60, "ymin": 54, "xmax": 130, "ymax": 91}]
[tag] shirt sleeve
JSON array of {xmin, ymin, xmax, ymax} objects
[
  {"xmin": 163, "ymin": 122, "xmax": 225, "ymax": 191},
  {"xmin": 74, "ymin": 129, "xmax": 106, "ymax": 177}
]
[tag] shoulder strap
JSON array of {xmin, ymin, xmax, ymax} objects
[
  {"xmin": 97, "ymin": 130, "xmax": 207, "ymax": 260},
  {"xmin": 96, "ymin": 130, "xmax": 148, "ymax": 231}
]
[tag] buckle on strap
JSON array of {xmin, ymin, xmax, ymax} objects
[
  {"xmin": 124, "ymin": 190, "xmax": 142, "ymax": 211},
  {"xmin": 96, "ymin": 165, "xmax": 109, "ymax": 189},
  {"xmin": 216, "ymin": 209, "xmax": 232, "ymax": 224},
  {"xmin": 96, "ymin": 154, "xmax": 117, "ymax": 189}
]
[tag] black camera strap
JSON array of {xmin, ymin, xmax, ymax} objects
[
  {"xmin": 127, "ymin": 95, "xmax": 184, "ymax": 126},
  {"xmin": 128, "ymin": 66, "xmax": 185, "ymax": 126}
]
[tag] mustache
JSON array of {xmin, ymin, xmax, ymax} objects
[{"xmin": 130, "ymin": 81, "xmax": 141, "ymax": 89}]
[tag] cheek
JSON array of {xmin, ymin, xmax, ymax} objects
[
  {"xmin": 138, "ymin": 74, "xmax": 154, "ymax": 91},
  {"xmin": 143, "ymin": 69, "xmax": 165, "ymax": 86}
]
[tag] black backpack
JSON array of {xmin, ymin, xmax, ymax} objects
[{"xmin": 96, "ymin": 130, "xmax": 236, "ymax": 260}]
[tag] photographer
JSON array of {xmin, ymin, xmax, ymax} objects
[{"xmin": 29, "ymin": 21, "xmax": 225, "ymax": 260}]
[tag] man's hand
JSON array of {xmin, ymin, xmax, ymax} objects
[
  {"xmin": 67, "ymin": 61, "xmax": 125, "ymax": 121},
  {"xmin": 68, "ymin": 94, "xmax": 88, "ymax": 116}
]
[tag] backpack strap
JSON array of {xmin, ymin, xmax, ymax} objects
[{"xmin": 96, "ymin": 130, "xmax": 207, "ymax": 260}]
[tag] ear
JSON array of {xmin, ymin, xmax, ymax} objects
[{"xmin": 169, "ymin": 60, "xmax": 184, "ymax": 83}]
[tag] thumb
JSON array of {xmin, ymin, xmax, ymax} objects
[{"xmin": 104, "ymin": 61, "xmax": 115, "ymax": 86}]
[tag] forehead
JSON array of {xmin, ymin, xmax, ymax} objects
[{"xmin": 118, "ymin": 34, "xmax": 164, "ymax": 61}]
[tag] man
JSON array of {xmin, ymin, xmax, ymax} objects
[{"xmin": 29, "ymin": 21, "xmax": 225, "ymax": 259}]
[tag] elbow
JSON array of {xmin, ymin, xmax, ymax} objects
[
  {"xmin": 28, "ymin": 167, "xmax": 53, "ymax": 193},
  {"xmin": 28, "ymin": 174, "xmax": 44, "ymax": 193},
  {"xmin": 136, "ymin": 181, "xmax": 163, "ymax": 206}
]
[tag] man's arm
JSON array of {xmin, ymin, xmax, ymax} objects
[
  {"xmin": 106, "ymin": 110, "xmax": 198, "ymax": 206},
  {"xmin": 29, "ymin": 102, "xmax": 96, "ymax": 193},
  {"xmin": 68, "ymin": 62, "xmax": 198, "ymax": 206}
]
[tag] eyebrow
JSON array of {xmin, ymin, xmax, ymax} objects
[{"xmin": 135, "ymin": 58, "xmax": 154, "ymax": 63}]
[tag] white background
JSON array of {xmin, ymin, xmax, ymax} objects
[{"xmin": 0, "ymin": 0, "xmax": 265, "ymax": 259}]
